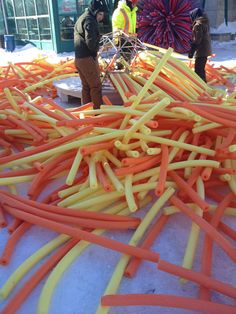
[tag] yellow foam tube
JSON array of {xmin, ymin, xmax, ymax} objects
[
  {"xmin": 129, "ymin": 119, "xmax": 151, "ymax": 135},
  {"xmin": 123, "ymin": 97, "xmax": 171, "ymax": 144},
  {"xmin": 58, "ymin": 183, "xmax": 81, "ymax": 199},
  {"xmin": 103, "ymin": 150, "xmax": 122, "ymax": 168},
  {"xmin": 114, "ymin": 140, "xmax": 140, "ymax": 151},
  {"xmin": 37, "ymin": 202, "xmax": 137, "ymax": 314},
  {"xmin": 164, "ymin": 204, "xmax": 236, "ymax": 217},
  {"xmin": 229, "ymin": 144, "xmax": 236, "ymax": 153},
  {"xmin": 23, "ymin": 73, "xmax": 77, "ymax": 93},
  {"xmin": 4, "ymin": 88, "xmax": 20, "ymax": 113},
  {"xmin": 66, "ymin": 149, "xmax": 83, "ymax": 186},
  {"xmin": 68, "ymin": 190, "xmax": 124, "ymax": 209},
  {"xmin": 58, "ymin": 185, "xmax": 101, "ymax": 207},
  {"xmin": 134, "ymin": 159, "xmax": 219, "ymax": 183},
  {"xmin": 138, "ymin": 131, "xmax": 189, "ymax": 199},
  {"xmin": 132, "ymin": 133, "xmax": 216, "ymax": 156},
  {"xmin": 150, "ymin": 130, "xmax": 172, "ymax": 137},
  {"xmin": 115, "ymin": 73, "xmax": 129, "ymax": 93},
  {"xmin": 225, "ymin": 160, "xmax": 236, "ymax": 194},
  {"xmin": 120, "ymin": 47, "xmax": 173, "ymax": 130},
  {"xmin": 96, "ymin": 187, "xmax": 175, "ymax": 314},
  {"xmin": 180, "ymin": 177, "xmax": 204, "ymax": 283},
  {"xmin": 140, "ymin": 139, "xmax": 149, "ymax": 152},
  {"xmin": 87, "ymin": 155, "xmax": 98, "ymax": 190},
  {"xmin": 109, "ymin": 73, "xmax": 128, "ymax": 102},
  {"xmin": 132, "ymin": 181, "xmax": 175, "ymax": 193},
  {"xmin": 102, "ymin": 157, "xmax": 124, "ymax": 192},
  {"xmin": 184, "ymin": 151, "xmax": 198, "ymax": 178},
  {"xmin": 193, "ymin": 122, "xmax": 221, "ymax": 134},
  {"xmin": 123, "ymin": 73, "xmax": 143, "ymax": 94},
  {"xmin": 132, "ymin": 74, "xmax": 172, "ymax": 100},
  {"xmin": 126, "ymin": 150, "xmax": 140, "ymax": 158},
  {"xmin": 168, "ymin": 131, "xmax": 190, "ymax": 163},
  {"xmin": 147, "ymin": 147, "xmax": 161, "ymax": 155},
  {"xmin": 3, "ymin": 130, "xmax": 126, "ymax": 168},
  {"xmin": 0, "ymin": 175, "xmax": 35, "ymax": 186},
  {"xmin": 0, "ymin": 235, "xmax": 69, "ymax": 299},
  {"xmin": 125, "ymin": 174, "xmax": 137, "ymax": 212}
]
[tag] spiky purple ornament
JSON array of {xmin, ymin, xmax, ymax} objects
[{"xmin": 137, "ymin": 0, "xmax": 202, "ymax": 53}]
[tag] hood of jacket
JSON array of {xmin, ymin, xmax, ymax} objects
[
  {"xmin": 88, "ymin": 0, "xmax": 108, "ymax": 16},
  {"xmin": 190, "ymin": 8, "xmax": 203, "ymax": 22},
  {"xmin": 193, "ymin": 15, "xmax": 209, "ymax": 31}
]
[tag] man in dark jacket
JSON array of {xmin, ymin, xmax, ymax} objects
[
  {"xmin": 74, "ymin": 0, "xmax": 106, "ymax": 109},
  {"xmin": 188, "ymin": 8, "xmax": 212, "ymax": 82}
]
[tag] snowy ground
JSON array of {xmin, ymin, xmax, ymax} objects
[{"xmin": 0, "ymin": 41, "xmax": 236, "ymax": 314}]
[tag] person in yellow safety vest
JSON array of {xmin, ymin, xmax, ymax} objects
[
  {"xmin": 112, "ymin": 0, "xmax": 138, "ymax": 35},
  {"xmin": 112, "ymin": 0, "xmax": 138, "ymax": 66}
]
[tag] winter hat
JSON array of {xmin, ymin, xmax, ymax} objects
[
  {"xmin": 190, "ymin": 8, "xmax": 203, "ymax": 22},
  {"xmin": 89, "ymin": 0, "xmax": 107, "ymax": 14},
  {"xmin": 126, "ymin": 0, "xmax": 137, "ymax": 10}
]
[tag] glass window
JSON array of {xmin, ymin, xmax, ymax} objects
[
  {"xmin": 36, "ymin": 0, "xmax": 49, "ymax": 15},
  {"xmin": 77, "ymin": 0, "xmax": 90, "ymax": 15},
  {"xmin": 27, "ymin": 18, "xmax": 39, "ymax": 40},
  {"xmin": 7, "ymin": 18, "xmax": 16, "ymax": 34},
  {"xmin": 58, "ymin": 0, "xmax": 77, "ymax": 15},
  {"xmin": 39, "ymin": 17, "xmax": 51, "ymax": 40},
  {"xmin": 16, "ymin": 19, "xmax": 28, "ymax": 39},
  {"xmin": 0, "ymin": 5, "xmax": 4, "ymax": 32},
  {"xmin": 60, "ymin": 16, "xmax": 74, "ymax": 40},
  {"xmin": 25, "ymin": 0, "xmax": 36, "ymax": 16},
  {"xmin": 14, "ymin": 0, "xmax": 24, "ymax": 16},
  {"xmin": 5, "ymin": 0, "xmax": 14, "ymax": 17}
]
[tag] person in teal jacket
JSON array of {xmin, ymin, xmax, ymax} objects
[{"xmin": 112, "ymin": 0, "xmax": 138, "ymax": 64}]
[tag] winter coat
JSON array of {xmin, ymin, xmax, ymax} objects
[
  {"xmin": 190, "ymin": 15, "xmax": 212, "ymax": 58},
  {"xmin": 112, "ymin": 0, "xmax": 137, "ymax": 34},
  {"xmin": 74, "ymin": 8, "xmax": 100, "ymax": 59}
]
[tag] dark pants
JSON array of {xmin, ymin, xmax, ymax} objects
[
  {"xmin": 195, "ymin": 57, "xmax": 207, "ymax": 82},
  {"xmin": 75, "ymin": 57, "xmax": 102, "ymax": 109}
]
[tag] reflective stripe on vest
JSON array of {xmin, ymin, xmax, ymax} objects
[{"xmin": 120, "ymin": 8, "xmax": 130, "ymax": 34}]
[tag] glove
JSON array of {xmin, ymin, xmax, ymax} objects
[
  {"xmin": 188, "ymin": 43, "xmax": 197, "ymax": 59},
  {"xmin": 188, "ymin": 51, "xmax": 194, "ymax": 59}
]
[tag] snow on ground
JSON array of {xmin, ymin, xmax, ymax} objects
[
  {"xmin": 211, "ymin": 21, "xmax": 236, "ymax": 35},
  {"xmin": 0, "ymin": 42, "xmax": 236, "ymax": 314},
  {"xmin": 0, "ymin": 40, "xmax": 236, "ymax": 68}
]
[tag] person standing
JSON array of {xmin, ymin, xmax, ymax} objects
[
  {"xmin": 74, "ymin": 0, "xmax": 106, "ymax": 109},
  {"xmin": 188, "ymin": 8, "xmax": 212, "ymax": 82},
  {"xmin": 112, "ymin": 0, "xmax": 138, "ymax": 63},
  {"xmin": 112, "ymin": 0, "xmax": 137, "ymax": 35}
]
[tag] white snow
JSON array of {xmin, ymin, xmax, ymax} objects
[
  {"xmin": 0, "ymin": 42, "xmax": 236, "ymax": 314},
  {"xmin": 211, "ymin": 21, "xmax": 236, "ymax": 34}
]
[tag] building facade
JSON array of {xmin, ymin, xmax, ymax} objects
[
  {"xmin": 0, "ymin": 0, "xmax": 113, "ymax": 52},
  {"xmin": 0, "ymin": 0, "xmax": 235, "ymax": 53}
]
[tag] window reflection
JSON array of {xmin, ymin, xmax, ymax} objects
[
  {"xmin": 14, "ymin": 0, "xmax": 24, "ymax": 17},
  {"xmin": 16, "ymin": 19, "xmax": 28, "ymax": 39},
  {"xmin": 39, "ymin": 17, "xmax": 51, "ymax": 40},
  {"xmin": 36, "ymin": 0, "xmax": 49, "ymax": 15},
  {"xmin": 77, "ymin": 0, "xmax": 90, "ymax": 15},
  {"xmin": 5, "ymin": 0, "xmax": 14, "ymax": 17},
  {"xmin": 7, "ymin": 18, "xmax": 16, "ymax": 34},
  {"xmin": 60, "ymin": 16, "xmax": 74, "ymax": 40},
  {"xmin": 25, "ymin": 0, "xmax": 36, "ymax": 16},
  {"xmin": 27, "ymin": 18, "xmax": 39, "ymax": 40}
]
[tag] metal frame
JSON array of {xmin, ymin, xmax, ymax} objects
[{"xmin": 99, "ymin": 30, "xmax": 146, "ymax": 66}]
